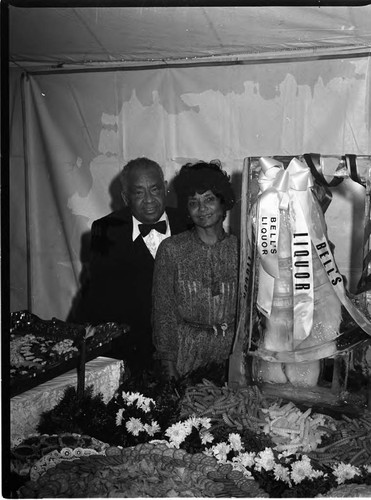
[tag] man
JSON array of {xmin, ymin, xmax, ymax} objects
[{"xmin": 73, "ymin": 157, "xmax": 187, "ymax": 373}]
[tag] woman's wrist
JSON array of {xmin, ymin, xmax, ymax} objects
[{"xmin": 161, "ymin": 359, "xmax": 179, "ymax": 380}]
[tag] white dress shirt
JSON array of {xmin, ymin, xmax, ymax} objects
[{"xmin": 132, "ymin": 213, "xmax": 171, "ymax": 258}]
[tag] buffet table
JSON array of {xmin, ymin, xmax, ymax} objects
[
  {"xmin": 11, "ymin": 356, "xmax": 124, "ymax": 446},
  {"xmin": 10, "ymin": 311, "xmax": 130, "ymax": 397}
]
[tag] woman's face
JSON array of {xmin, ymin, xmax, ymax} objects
[{"xmin": 187, "ymin": 190, "xmax": 224, "ymax": 229}]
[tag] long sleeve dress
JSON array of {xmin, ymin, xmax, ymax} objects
[{"xmin": 152, "ymin": 229, "xmax": 238, "ymax": 376}]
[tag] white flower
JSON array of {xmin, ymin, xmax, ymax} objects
[
  {"xmin": 228, "ymin": 433, "xmax": 243, "ymax": 452},
  {"xmin": 165, "ymin": 422, "xmax": 190, "ymax": 448},
  {"xmin": 134, "ymin": 394, "xmax": 146, "ymax": 409},
  {"xmin": 203, "ymin": 448, "xmax": 214, "ymax": 457},
  {"xmin": 124, "ymin": 392, "xmax": 141, "ymax": 406},
  {"xmin": 186, "ymin": 415, "xmax": 202, "ymax": 429},
  {"xmin": 186, "ymin": 415, "xmax": 212, "ymax": 431},
  {"xmin": 121, "ymin": 391, "xmax": 131, "ymax": 403},
  {"xmin": 290, "ymin": 455, "xmax": 316, "ymax": 484},
  {"xmin": 200, "ymin": 430, "xmax": 214, "ymax": 445},
  {"xmin": 143, "ymin": 420, "xmax": 160, "ymax": 436},
  {"xmin": 364, "ymin": 464, "xmax": 371, "ymax": 474},
  {"xmin": 273, "ymin": 463, "xmax": 291, "ymax": 485},
  {"xmin": 230, "ymin": 460, "xmax": 253, "ymax": 477},
  {"xmin": 182, "ymin": 419, "xmax": 194, "ymax": 435},
  {"xmin": 210, "ymin": 442, "xmax": 231, "ymax": 463},
  {"xmin": 332, "ymin": 462, "xmax": 361, "ymax": 485},
  {"xmin": 125, "ymin": 417, "xmax": 144, "ymax": 436},
  {"xmin": 254, "ymin": 448, "xmax": 276, "ymax": 472},
  {"xmin": 198, "ymin": 417, "xmax": 212, "ymax": 430},
  {"xmin": 115, "ymin": 408, "xmax": 124, "ymax": 426},
  {"xmin": 138, "ymin": 397, "xmax": 155, "ymax": 413},
  {"xmin": 311, "ymin": 468, "xmax": 325, "ymax": 479},
  {"xmin": 121, "ymin": 391, "xmax": 155, "ymax": 413},
  {"xmin": 235, "ymin": 451, "xmax": 256, "ymax": 468}
]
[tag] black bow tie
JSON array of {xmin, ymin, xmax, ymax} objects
[{"xmin": 139, "ymin": 220, "xmax": 167, "ymax": 237}]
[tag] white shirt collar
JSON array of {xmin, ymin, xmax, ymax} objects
[{"xmin": 132, "ymin": 212, "xmax": 169, "ymax": 241}]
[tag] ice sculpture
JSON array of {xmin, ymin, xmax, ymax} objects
[{"xmin": 245, "ymin": 157, "xmax": 371, "ymax": 389}]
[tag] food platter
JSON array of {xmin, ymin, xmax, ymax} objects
[
  {"xmin": 19, "ymin": 442, "xmax": 268, "ymax": 498},
  {"xmin": 10, "ymin": 311, "xmax": 129, "ymax": 397}
]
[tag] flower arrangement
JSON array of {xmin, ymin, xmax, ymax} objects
[
  {"xmin": 29, "ymin": 364, "xmax": 371, "ymax": 497},
  {"xmin": 111, "ymin": 390, "xmax": 371, "ymax": 497},
  {"xmin": 115, "ymin": 391, "xmax": 161, "ymax": 439},
  {"xmin": 164, "ymin": 415, "xmax": 214, "ymax": 448}
]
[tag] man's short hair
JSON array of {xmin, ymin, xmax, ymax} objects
[{"xmin": 120, "ymin": 157, "xmax": 164, "ymax": 194}]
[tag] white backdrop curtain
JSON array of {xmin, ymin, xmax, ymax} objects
[{"xmin": 10, "ymin": 54, "xmax": 371, "ymax": 320}]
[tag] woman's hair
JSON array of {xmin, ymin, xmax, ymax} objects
[{"xmin": 173, "ymin": 160, "xmax": 235, "ymax": 217}]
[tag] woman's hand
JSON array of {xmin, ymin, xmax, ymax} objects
[{"xmin": 162, "ymin": 360, "xmax": 180, "ymax": 380}]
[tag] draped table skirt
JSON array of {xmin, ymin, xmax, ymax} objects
[{"xmin": 11, "ymin": 356, "xmax": 124, "ymax": 446}]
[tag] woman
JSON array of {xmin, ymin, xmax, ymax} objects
[{"xmin": 152, "ymin": 161, "xmax": 239, "ymax": 379}]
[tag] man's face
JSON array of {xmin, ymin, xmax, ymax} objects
[{"xmin": 125, "ymin": 166, "xmax": 167, "ymax": 224}]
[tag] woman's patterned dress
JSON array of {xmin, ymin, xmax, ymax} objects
[{"xmin": 152, "ymin": 229, "xmax": 238, "ymax": 376}]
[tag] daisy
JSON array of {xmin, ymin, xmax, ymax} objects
[
  {"xmin": 125, "ymin": 392, "xmax": 142, "ymax": 406},
  {"xmin": 143, "ymin": 420, "xmax": 161, "ymax": 436},
  {"xmin": 203, "ymin": 448, "xmax": 214, "ymax": 457},
  {"xmin": 210, "ymin": 442, "xmax": 231, "ymax": 463},
  {"xmin": 200, "ymin": 430, "xmax": 214, "ymax": 445},
  {"xmin": 134, "ymin": 394, "xmax": 145, "ymax": 409},
  {"xmin": 121, "ymin": 391, "xmax": 131, "ymax": 402},
  {"xmin": 199, "ymin": 417, "xmax": 212, "ymax": 430},
  {"xmin": 234, "ymin": 451, "xmax": 256, "ymax": 468},
  {"xmin": 230, "ymin": 460, "xmax": 253, "ymax": 477},
  {"xmin": 139, "ymin": 397, "xmax": 155, "ymax": 413},
  {"xmin": 165, "ymin": 422, "xmax": 190, "ymax": 448},
  {"xmin": 186, "ymin": 415, "xmax": 202, "ymax": 429},
  {"xmin": 254, "ymin": 448, "xmax": 276, "ymax": 472},
  {"xmin": 332, "ymin": 462, "xmax": 361, "ymax": 485},
  {"xmin": 290, "ymin": 455, "xmax": 316, "ymax": 484},
  {"xmin": 228, "ymin": 433, "xmax": 243, "ymax": 452},
  {"xmin": 311, "ymin": 468, "xmax": 325, "ymax": 479},
  {"xmin": 274, "ymin": 463, "xmax": 291, "ymax": 485},
  {"xmin": 184, "ymin": 419, "xmax": 194, "ymax": 434},
  {"xmin": 125, "ymin": 417, "xmax": 144, "ymax": 436}
]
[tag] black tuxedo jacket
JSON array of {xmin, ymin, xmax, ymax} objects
[{"xmin": 72, "ymin": 207, "xmax": 187, "ymax": 364}]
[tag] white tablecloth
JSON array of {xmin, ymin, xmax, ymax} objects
[{"xmin": 11, "ymin": 356, "xmax": 124, "ymax": 446}]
